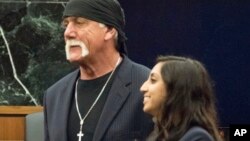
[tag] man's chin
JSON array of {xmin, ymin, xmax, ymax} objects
[{"xmin": 67, "ymin": 56, "xmax": 86, "ymax": 64}]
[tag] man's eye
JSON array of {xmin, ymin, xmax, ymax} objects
[
  {"xmin": 76, "ymin": 18, "xmax": 88, "ymax": 25},
  {"xmin": 61, "ymin": 21, "xmax": 68, "ymax": 29}
]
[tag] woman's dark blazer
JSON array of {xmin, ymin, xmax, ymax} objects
[
  {"xmin": 179, "ymin": 126, "xmax": 215, "ymax": 141},
  {"xmin": 146, "ymin": 126, "xmax": 214, "ymax": 141}
]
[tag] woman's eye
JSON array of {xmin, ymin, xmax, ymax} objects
[{"xmin": 150, "ymin": 78, "xmax": 156, "ymax": 83}]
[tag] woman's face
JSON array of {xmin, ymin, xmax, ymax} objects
[{"xmin": 140, "ymin": 62, "xmax": 167, "ymax": 118}]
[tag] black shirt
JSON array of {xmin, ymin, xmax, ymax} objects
[{"xmin": 67, "ymin": 72, "xmax": 114, "ymax": 141}]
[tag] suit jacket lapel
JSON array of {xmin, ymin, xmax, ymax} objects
[
  {"xmin": 93, "ymin": 56, "xmax": 132, "ymax": 141},
  {"xmin": 58, "ymin": 69, "xmax": 80, "ymax": 140}
]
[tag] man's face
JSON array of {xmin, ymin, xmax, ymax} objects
[{"xmin": 62, "ymin": 17, "xmax": 107, "ymax": 63}]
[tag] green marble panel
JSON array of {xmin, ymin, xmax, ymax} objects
[{"xmin": 0, "ymin": 1, "xmax": 75, "ymax": 106}]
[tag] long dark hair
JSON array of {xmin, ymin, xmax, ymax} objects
[{"xmin": 156, "ymin": 55, "xmax": 222, "ymax": 141}]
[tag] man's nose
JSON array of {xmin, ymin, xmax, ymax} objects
[{"xmin": 64, "ymin": 22, "xmax": 77, "ymax": 39}]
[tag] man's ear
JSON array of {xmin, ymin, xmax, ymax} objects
[{"xmin": 104, "ymin": 27, "xmax": 117, "ymax": 40}]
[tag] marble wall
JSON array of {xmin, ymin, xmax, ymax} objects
[{"xmin": 0, "ymin": 0, "xmax": 75, "ymax": 105}]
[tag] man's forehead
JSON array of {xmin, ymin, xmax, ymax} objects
[{"xmin": 63, "ymin": 16, "xmax": 89, "ymax": 21}]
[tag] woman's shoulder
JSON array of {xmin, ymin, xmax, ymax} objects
[{"xmin": 179, "ymin": 126, "xmax": 214, "ymax": 141}]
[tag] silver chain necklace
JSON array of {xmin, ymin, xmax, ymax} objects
[{"xmin": 75, "ymin": 57, "xmax": 121, "ymax": 141}]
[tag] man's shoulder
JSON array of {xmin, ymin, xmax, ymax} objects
[
  {"xmin": 132, "ymin": 61, "xmax": 150, "ymax": 72},
  {"xmin": 123, "ymin": 55, "xmax": 150, "ymax": 73}
]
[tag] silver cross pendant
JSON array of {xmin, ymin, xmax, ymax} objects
[{"xmin": 77, "ymin": 130, "xmax": 84, "ymax": 141}]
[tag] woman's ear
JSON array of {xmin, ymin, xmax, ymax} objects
[{"xmin": 104, "ymin": 27, "xmax": 117, "ymax": 40}]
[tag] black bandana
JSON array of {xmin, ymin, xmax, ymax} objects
[{"xmin": 63, "ymin": 0, "xmax": 127, "ymax": 54}]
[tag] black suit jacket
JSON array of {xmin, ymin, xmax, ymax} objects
[{"xmin": 43, "ymin": 56, "xmax": 154, "ymax": 141}]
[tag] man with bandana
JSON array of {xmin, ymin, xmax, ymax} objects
[{"xmin": 43, "ymin": 0, "xmax": 153, "ymax": 141}]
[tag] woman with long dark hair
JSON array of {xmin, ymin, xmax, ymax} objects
[{"xmin": 140, "ymin": 55, "xmax": 223, "ymax": 141}]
